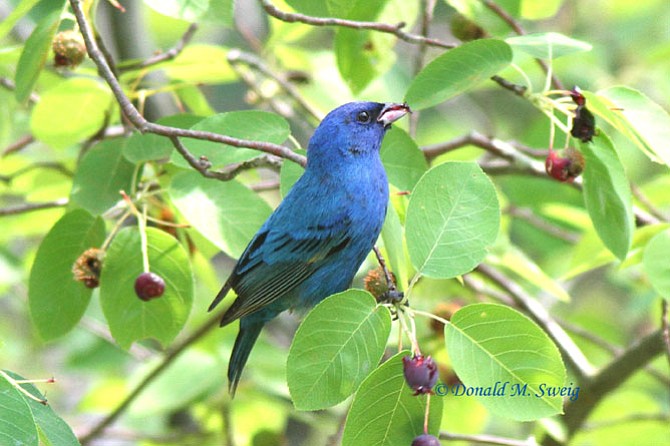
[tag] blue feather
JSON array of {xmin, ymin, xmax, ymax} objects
[{"xmin": 210, "ymin": 101, "xmax": 410, "ymax": 394}]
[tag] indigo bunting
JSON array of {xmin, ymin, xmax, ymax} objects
[{"xmin": 209, "ymin": 102, "xmax": 410, "ymax": 394}]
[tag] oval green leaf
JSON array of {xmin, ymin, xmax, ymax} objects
[
  {"xmin": 341, "ymin": 352, "xmax": 443, "ymax": 446},
  {"xmin": 506, "ymin": 32, "xmax": 592, "ymax": 59},
  {"xmin": 445, "ymin": 303, "xmax": 567, "ymax": 421},
  {"xmin": 70, "ymin": 139, "xmax": 135, "ymax": 215},
  {"xmin": 404, "ymin": 39, "xmax": 513, "ymax": 110},
  {"xmin": 170, "ymin": 110, "xmax": 290, "ymax": 169},
  {"xmin": 168, "ymin": 171, "xmax": 272, "ymax": 258},
  {"xmin": 287, "ymin": 289, "xmax": 392, "ymax": 410},
  {"xmin": 143, "ymin": 0, "xmax": 209, "ymax": 21},
  {"xmin": 643, "ymin": 229, "xmax": 670, "ymax": 300},
  {"xmin": 586, "ymin": 87, "xmax": 670, "ymax": 167},
  {"xmin": 580, "ymin": 134, "xmax": 633, "ymax": 260},
  {"xmin": 14, "ymin": 2, "xmax": 65, "ymax": 103},
  {"xmin": 99, "ymin": 227, "xmax": 194, "ymax": 349},
  {"xmin": 28, "ymin": 209, "xmax": 105, "ymax": 341},
  {"xmin": 380, "ymin": 127, "xmax": 428, "ymax": 192},
  {"xmin": 406, "ymin": 162, "xmax": 500, "ymax": 278},
  {"xmin": 30, "ymin": 77, "xmax": 115, "ymax": 149},
  {"xmin": 0, "ymin": 372, "xmax": 38, "ymax": 446}
]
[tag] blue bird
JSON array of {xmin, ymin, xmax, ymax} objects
[{"xmin": 209, "ymin": 101, "xmax": 410, "ymax": 394}]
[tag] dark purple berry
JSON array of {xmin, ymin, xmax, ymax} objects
[
  {"xmin": 403, "ymin": 355, "xmax": 438, "ymax": 395},
  {"xmin": 135, "ymin": 272, "xmax": 165, "ymax": 301},
  {"xmin": 411, "ymin": 434, "xmax": 440, "ymax": 446},
  {"xmin": 569, "ymin": 86, "xmax": 596, "ymax": 142}
]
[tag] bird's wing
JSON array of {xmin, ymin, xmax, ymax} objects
[{"xmin": 212, "ymin": 212, "xmax": 352, "ymax": 325}]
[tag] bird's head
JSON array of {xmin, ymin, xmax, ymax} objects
[{"xmin": 306, "ymin": 102, "xmax": 410, "ymax": 168}]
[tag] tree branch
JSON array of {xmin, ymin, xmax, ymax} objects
[
  {"xmin": 440, "ymin": 430, "xmax": 538, "ymax": 446},
  {"xmin": 541, "ymin": 329, "xmax": 666, "ymax": 444},
  {"xmin": 259, "ymin": 0, "xmax": 455, "ymax": 49},
  {"xmin": 2, "ymin": 134, "xmax": 35, "ymax": 157},
  {"xmin": 476, "ymin": 264, "xmax": 596, "ymax": 381},
  {"xmin": 118, "ymin": 23, "xmax": 198, "ymax": 72},
  {"xmin": 79, "ymin": 311, "xmax": 225, "ymax": 445},
  {"xmin": 68, "ymin": 0, "xmax": 306, "ymax": 173},
  {"xmin": 0, "ymin": 199, "xmax": 69, "ymax": 217}
]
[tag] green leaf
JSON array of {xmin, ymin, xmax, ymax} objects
[
  {"xmin": 445, "ymin": 303, "xmax": 566, "ymax": 421},
  {"xmin": 168, "ymin": 171, "xmax": 272, "ymax": 258},
  {"xmin": 506, "ymin": 32, "xmax": 592, "ymax": 59},
  {"xmin": 380, "ymin": 127, "xmax": 428, "ymax": 192},
  {"xmin": 580, "ymin": 134, "xmax": 633, "ymax": 260},
  {"xmin": 404, "ymin": 39, "xmax": 513, "ymax": 110},
  {"xmin": 0, "ymin": 372, "xmax": 38, "ymax": 446},
  {"xmin": 287, "ymin": 290, "xmax": 391, "ymax": 410},
  {"xmin": 123, "ymin": 114, "xmax": 202, "ymax": 163},
  {"xmin": 13, "ymin": 1, "xmax": 66, "ymax": 103},
  {"xmin": 643, "ymin": 229, "xmax": 670, "ymax": 300},
  {"xmin": 406, "ymin": 162, "xmax": 500, "ymax": 278},
  {"xmin": 341, "ymin": 352, "xmax": 443, "ymax": 446},
  {"xmin": 70, "ymin": 139, "xmax": 135, "ymax": 215},
  {"xmin": 28, "ymin": 209, "xmax": 105, "ymax": 341},
  {"xmin": 30, "ymin": 77, "xmax": 115, "ymax": 149},
  {"xmin": 143, "ymin": 0, "xmax": 209, "ymax": 21},
  {"xmin": 279, "ymin": 148, "xmax": 306, "ymax": 197},
  {"xmin": 174, "ymin": 85, "xmax": 215, "ymax": 116},
  {"xmin": 201, "ymin": 0, "xmax": 234, "ymax": 26},
  {"xmin": 99, "ymin": 227, "xmax": 194, "ymax": 349},
  {"xmin": 286, "ymin": 0, "xmax": 360, "ymax": 18},
  {"xmin": 381, "ymin": 201, "xmax": 409, "ymax": 291},
  {"xmin": 3, "ymin": 371, "xmax": 80, "ymax": 446},
  {"xmin": 170, "ymin": 111, "xmax": 290, "ymax": 169},
  {"xmin": 586, "ymin": 87, "xmax": 670, "ymax": 166}
]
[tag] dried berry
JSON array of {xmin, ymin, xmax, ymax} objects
[
  {"xmin": 52, "ymin": 30, "xmax": 86, "ymax": 68},
  {"xmin": 72, "ymin": 248, "xmax": 104, "ymax": 288},
  {"xmin": 135, "ymin": 272, "xmax": 166, "ymax": 301},
  {"xmin": 569, "ymin": 87, "xmax": 596, "ymax": 142},
  {"xmin": 403, "ymin": 354, "xmax": 438, "ymax": 395},
  {"xmin": 450, "ymin": 13, "xmax": 486, "ymax": 42},
  {"xmin": 545, "ymin": 148, "xmax": 585, "ymax": 183},
  {"xmin": 411, "ymin": 434, "xmax": 441, "ymax": 446},
  {"xmin": 364, "ymin": 267, "xmax": 396, "ymax": 302}
]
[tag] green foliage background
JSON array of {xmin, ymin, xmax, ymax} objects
[{"xmin": 1, "ymin": 0, "xmax": 669, "ymax": 445}]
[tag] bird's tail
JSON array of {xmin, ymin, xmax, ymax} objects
[{"xmin": 228, "ymin": 317, "xmax": 264, "ymax": 396}]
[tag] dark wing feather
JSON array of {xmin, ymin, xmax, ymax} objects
[{"xmin": 211, "ymin": 217, "xmax": 352, "ymax": 326}]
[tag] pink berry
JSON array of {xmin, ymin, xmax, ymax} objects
[
  {"xmin": 134, "ymin": 272, "xmax": 165, "ymax": 301},
  {"xmin": 402, "ymin": 355, "xmax": 438, "ymax": 395}
]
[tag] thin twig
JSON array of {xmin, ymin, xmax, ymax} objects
[
  {"xmin": 119, "ymin": 23, "xmax": 198, "ymax": 72},
  {"xmin": 440, "ymin": 431, "xmax": 538, "ymax": 446},
  {"xmin": 259, "ymin": 0, "xmax": 456, "ymax": 49},
  {"xmin": 2, "ymin": 134, "xmax": 35, "ymax": 157},
  {"xmin": 68, "ymin": 0, "xmax": 306, "ymax": 173},
  {"xmin": 631, "ymin": 183, "xmax": 668, "ymax": 222},
  {"xmin": 0, "ymin": 76, "xmax": 40, "ymax": 103},
  {"xmin": 0, "ymin": 162, "xmax": 73, "ymax": 184},
  {"xmin": 79, "ymin": 311, "xmax": 225, "ymax": 445},
  {"xmin": 662, "ymin": 299, "xmax": 670, "ymax": 369},
  {"xmin": 476, "ymin": 263, "xmax": 595, "ymax": 381},
  {"xmin": 505, "ymin": 206, "xmax": 580, "ymax": 243},
  {"xmin": 227, "ymin": 49, "xmax": 322, "ymax": 122},
  {"xmin": 481, "ymin": 0, "xmax": 563, "ymax": 90},
  {"xmin": 0, "ymin": 199, "xmax": 69, "ymax": 217}
]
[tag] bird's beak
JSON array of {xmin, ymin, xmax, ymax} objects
[{"xmin": 378, "ymin": 102, "xmax": 411, "ymax": 128}]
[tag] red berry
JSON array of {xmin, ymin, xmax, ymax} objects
[
  {"xmin": 134, "ymin": 272, "xmax": 165, "ymax": 301},
  {"xmin": 569, "ymin": 86, "xmax": 586, "ymax": 107},
  {"xmin": 403, "ymin": 355, "xmax": 438, "ymax": 395},
  {"xmin": 545, "ymin": 148, "xmax": 584, "ymax": 183},
  {"xmin": 412, "ymin": 434, "xmax": 440, "ymax": 446}
]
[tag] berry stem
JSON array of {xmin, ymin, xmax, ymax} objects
[
  {"xmin": 0, "ymin": 370, "xmax": 51, "ymax": 405},
  {"xmin": 138, "ymin": 203, "xmax": 150, "ymax": 273},
  {"xmin": 409, "ymin": 308, "xmax": 451, "ymax": 327},
  {"xmin": 423, "ymin": 393, "xmax": 431, "ymax": 435},
  {"xmin": 100, "ymin": 209, "xmax": 132, "ymax": 252},
  {"xmin": 397, "ymin": 308, "xmax": 421, "ymax": 356}
]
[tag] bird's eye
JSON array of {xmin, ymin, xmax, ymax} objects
[{"xmin": 356, "ymin": 111, "xmax": 371, "ymax": 123}]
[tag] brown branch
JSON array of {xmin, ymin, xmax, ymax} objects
[
  {"xmin": 118, "ymin": 23, "xmax": 198, "ymax": 72},
  {"xmin": 0, "ymin": 199, "xmax": 69, "ymax": 217},
  {"xmin": 541, "ymin": 329, "xmax": 666, "ymax": 445},
  {"xmin": 79, "ymin": 311, "xmax": 225, "ymax": 445},
  {"xmin": 0, "ymin": 162, "xmax": 73, "ymax": 184},
  {"xmin": 68, "ymin": 0, "xmax": 306, "ymax": 173},
  {"xmin": 2, "ymin": 134, "xmax": 35, "ymax": 157},
  {"xmin": 259, "ymin": 0, "xmax": 456, "ymax": 49},
  {"xmin": 481, "ymin": 0, "xmax": 563, "ymax": 90},
  {"xmin": 505, "ymin": 206, "xmax": 580, "ymax": 243},
  {"xmin": 0, "ymin": 76, "xmax": 40, "ymax": 103},
  {"xmin": 476, "ymin": 263, "xmax": 595, "ymax": 381},
  {"xmin": 662, "ymin": 299, "xmax": 670, "ymax": 369}
]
